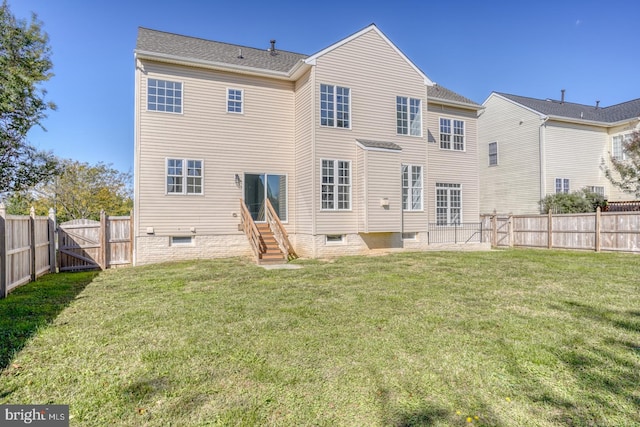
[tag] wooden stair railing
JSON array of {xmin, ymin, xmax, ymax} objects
[
  {"xmin": 240, "ymin": 199, "xmax": 265, "ymax": 262},
  {"xmin": 265, "ymin": 198, "xmax": 298, "ymax": 261}
]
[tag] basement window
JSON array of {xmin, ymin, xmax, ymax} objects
[
  {"xmin": 402, "ymin": 232, "xmax": 417, "ymax": 241},
  {"xmin": 325, "ymin": 234, "xmax": 345, "ymax": 244},
  {"xmin": 171, "ymin": 236, "xmax": 193, "ymax": 246}
]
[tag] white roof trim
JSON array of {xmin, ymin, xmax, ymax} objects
[
  {"xmin": 304, "ymin": 24, "xmax": 434, "ymax": 86},
  {"xmin": 428, "ymin": 97, "xmax": 484, "ymax": 111},
  {"xmin": 356, "ymin": 141, "xmax": 402, "ymax": 152},
  {"xmin": 135, "ymin": 50, "xmax": 310, "ymax": 81}
]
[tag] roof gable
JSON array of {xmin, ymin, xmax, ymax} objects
[{"xmin": 304, "ymin": 24, "xmax": 433, "ymax": 86}]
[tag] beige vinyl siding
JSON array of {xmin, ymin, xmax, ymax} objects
[
  {"xmin": 294, "ymin": 70, "xmax": 313, "ymax": 234},
  {"xmin": 477, "ymin": 95, "xmax": 542, "ymax": 214},
  {"xmin": 358, "ymin": 148, "xmax": 402, "ymax": 233},
  {"xmin": 427, "ymin": 103, "xmax": 480, "ymax": 222},
  {"xmin": 136, "ymin": 61, "xmax": 296, "ymax": 236},
  {"xmin": 545, "ymin": 121, "xmax": 622, "ymax": 200},
  {"xmin": 356, "ymin": 147, "xmax": 366, "ymax": 232},
  {"xmin": 604, "ymin": 123, "xmax": 640, "ymax": 201},
  {"xmin": 312, "ymin": 28, "xmax": 427, "ymax": 234}
]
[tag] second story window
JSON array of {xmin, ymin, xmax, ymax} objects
[
  {"xmin": 440, "ymin": 118, "xmax": 465, "ymax": 151},
  {"xmin": 320, "ymin": 84, "xmax": 350, "ymax": 128},
  {"xmin": 612, "ymin": 134, "xmax": 630, "ymax": 160},
  {"xmin": 397, "ymin": 97, "xmax": 422, "ymax": 136},
  {"xmin": 148, "ymin": 79, "xmax": 182, "ymax": 113},
  {"xmin": 227, "ymin": 88, "xmax": 243, "ymax": 113},
  {"xmin": 488, "ymin": 142, "xmax": 498, "ymax": 166}
]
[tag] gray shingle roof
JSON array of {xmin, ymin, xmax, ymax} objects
[
  {"xmin": 428, "ymin": 84, "xmax": 481, "ymax": 107},
  {"xmin": 497, "ymin": 92, "xmax": 640, "ymax": 124},
  {"xmin": 136, "ymin": 27, "xmax": 307, "ymax": 74},
  {"xmin": 356, "ymin": 139, "xmax": 402, "ymax": 151},
  {"xmin": 136, "ymin": 27, "xmax": 478, "ymax": 108}
]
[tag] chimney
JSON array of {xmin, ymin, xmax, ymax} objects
[
  {"xmin": 595, "ymin": 100, "xmax": 600, "ymax": 109},
  {"xmin": 269, "ymin": 39, "xmax": 276, "ymax": 54},
  {"xmin": 561, "ymin": 89, "xmax": 565, "ymax": 104}
]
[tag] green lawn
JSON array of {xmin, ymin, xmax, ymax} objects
[{"xmin": 1, "ymin": 250, "xmax": 639, "ymax": 426}]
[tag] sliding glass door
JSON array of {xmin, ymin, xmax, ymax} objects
[{"xmin": 244, "ymin": 173, "xmax": 287, "ymax": 222}]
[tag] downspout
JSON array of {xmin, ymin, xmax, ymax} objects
[
  {"xmin": 133, "ymin": 54, "xmax": 142, "ymax": 266},
  {"xmin": 310, "ymin": 67, "xmax": 317, "ymax": 257},
  {"xmin": 539, "ymin": 116, "xmax": 549, "ymax": 210}
]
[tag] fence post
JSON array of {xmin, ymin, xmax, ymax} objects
[
  {"xmin": 547, "ymin": 211, "xmax": 553, "ymax": 249},
  {"xmin": 100, "ymin": 210, "xmax": 107, "ymax": 270},
  {"xmin": 595, "ymin": 207, "xmax": 601, "ymax": 253},
  {"xmin": 129, "ymin": 210, "xmax": 134, "ymax": 266},
  {"xmin": 30, "ymin": 207, "xmax": 36, "ymax": 282},
  {"xmin": 0, "ymin": 203, "xmax": 6, "ymax": 299},
  {"xmin": 508, "ymin": 213, "xmax": 514, "ymax": 248},
  {"xmin": 48, "ymin": 208, "xmax": 57, "ymax": 273},
  {"xmin": 491, "ymin": 210, "xmax": 497, "ymax": 247}
]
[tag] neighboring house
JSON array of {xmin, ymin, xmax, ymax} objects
[
  {"xmin": 478, "ymin": 92, "xmax": 640, "ymax": 214},
  {"xmin": 133, "ymin": 24, "xmax": 483, "ymax": 265}
]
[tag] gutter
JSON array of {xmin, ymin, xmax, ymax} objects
[
  {"xmin": 135, "ymin": 50, "xmax": 311, "ymax": 81},
  {"xmin": 428, "ymin": 97, "xmax": 484, "ymax": 111},
  {"xmin": 539, "ymin": 116, "xmax": 549, "ymax": 206}
]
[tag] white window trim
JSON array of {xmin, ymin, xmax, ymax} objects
[
  {"xmin": 147, "ymin": 78, "xmax": 184, "ymax": 114},
  {"xmin": 319, "ymin": 84, "xmax": 352, "ymax": 129},
  {"xmin": 612, "ymin": 134, "xmax": 630, "ymax": 161},
  {"xmin": 402, "ymin": 232, "xmax": 418, "ymax": 241},
  {"xmin": 488, "ymin": 141, "xmax": 498, "ymax": 166},
  {"xmin": 170, "ymin": 236, "xmax": 194, "ymax": 246},
  {"xmin": 320, "ymin": 159, "xmax": 352, "ymax": 211},
  {"xmin": 325, "ymin": 234, "xmax": 346, "ymax": 245},
  {"xmin": 435, "ymin": 183, "xmax": 463, "ymax": 226},
  {"xmin": 165, "ymin": 158, "xmax": 204, "ymax": 196},
  {"xmin": 555, "ymin": 178, "xmax": 570, "ymax": 194},
  {"xmin": 226, "ymin": 88, "xmax": 244, "ymax": 114},
  {"xmin": 396, "ymin": 96, "xmax": 423, "ymax": 137},
  {"xmin": 439, "ymin": 117, "xmax": 466, "ymax": 152},
  {"xmin": 402, "ymin": 164, "xmax": 424, "ymax": 211}
]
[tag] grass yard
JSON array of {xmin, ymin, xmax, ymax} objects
[{"xmin": 1, "ymin": 250, "xmax": 639, "ymax": 426}]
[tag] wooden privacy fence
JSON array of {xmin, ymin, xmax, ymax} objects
[
  {"xmin": 0, "ymin": 205, "xmax": 132, "ymax": 298},
  {"xmin": 0, "ymin": 206, "xmax": 56, "ymax": 298},
  {"xmin": 481, "ymin": 208, "xmax": 640, "ymax": 253}
]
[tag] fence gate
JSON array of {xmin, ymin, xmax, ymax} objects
[{"xmin": 58, "ymin": 219, "xmax": 102, "ymax": 271}]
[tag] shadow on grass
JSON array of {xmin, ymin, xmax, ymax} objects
[
  {"xmin": 0, "ymin": 271, "xmax": 98, "ymax": 370},
  {"xmin": 525, "ymin": 300, "xmax": 640, "ymax": 425}
]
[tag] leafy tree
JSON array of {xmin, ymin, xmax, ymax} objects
[
  {"xmin": 602, "ymin": 130, "xmax": 640, "ymax": 198},
  {"xmin": 0, "ymin": 1, "xmax": 57, "ymax": 195},
  {"xmin": 6, "ymin": 159, "xmax": 132, "ymax": 222},
  {"xmin": 539, "ymin": 188, "xmax": 606, "ymax": 214}
]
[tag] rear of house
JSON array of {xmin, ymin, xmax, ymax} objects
[{"xmin": 133, "ymin": 25, "xmax": 483, "ymax": 265}]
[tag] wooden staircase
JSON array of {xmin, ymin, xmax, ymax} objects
[
  {"xmin": 240, "ymin": 199, "xmax": 297, "ymax": 265},
  {"xmin": 256, "ymin": 223, "xmax": 286, "ymax": 264}
]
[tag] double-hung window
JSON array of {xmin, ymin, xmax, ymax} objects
[
  {"xmin": 612, "ymin": 134, "xmax": 630, "ymax": 160},
  {"xmin": 488, "ymin": 142, "xmax": 498, "ymax": 166},
  {"xmin": 167, "ymin": 159, "xmax": 203, "ymax": 195},
  {"xmin": 227, "ymin": 88, "xmax": 243, "ymax": 113},
  {"xmin": 436, "ymin": 183, "xmax": 461, "ymax": 225},
  {"xmin": 440, "ymin": 118, "xmax": 465, "ymax": 150},
  {"xmin": 320, "ymin": 84, "xmax": 350, "ymax": 128},
  {"xmin": 396, "ymin": 97, "xmax": 422, "ymax": 136},
  {"xmin": 148, "ymin": 79, "xmax": 182, "ymax": 113},
  {"xmin": 402, "ymin": 165, "xmax": 423, "ymax": 211},
  {"xmin": 555, "ymin": 178, "xmax": 570, "ymax": 194},
  {"xmin": 321, "ymin": 160, "xmax": 350, "ymax": 210}
]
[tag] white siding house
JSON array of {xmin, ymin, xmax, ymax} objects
[
  {"xmin": 134, "ymin": 24, "xmax": 484, "ymax": 265},
  {"xmin": 479, "ymin": 92, "xmax": 640, "ymax": 214}
]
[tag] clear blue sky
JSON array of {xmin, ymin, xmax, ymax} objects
[{"xmin": 9, "ymin": 0, "xmax": 640, "ymax": 173}]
